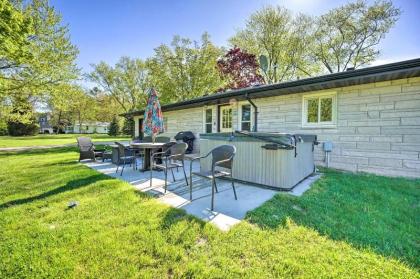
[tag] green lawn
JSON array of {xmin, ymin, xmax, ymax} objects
[
  {"xmin": 0, "ymin": 148, "xmax": 418, "ymax": 278},
  {"xmin": 0, "ymin": 134, "xmax": 130, "ymax": 148}
]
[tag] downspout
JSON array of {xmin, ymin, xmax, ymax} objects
[{"xmin": 246, "ymin": 93, "xmax": 258, "ymax": 132}]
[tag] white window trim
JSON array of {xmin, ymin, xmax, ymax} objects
[
  {"xmin": 302, "ymin": 91, "xmax": 337, "ymax": 128},
  {"xmin": 238, "ymin": 101, "xmax": 254, "ymax": 131},
  {"xmin": 203, "ymin": 107, "xmax": 213, "ymax": 133}
]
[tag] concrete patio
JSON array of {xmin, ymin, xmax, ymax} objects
[{"xmin": 83, "ymin": 158, "xmax": 319, "ymax": 230}]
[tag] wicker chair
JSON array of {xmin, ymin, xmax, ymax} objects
[
  {"xmin": 142, "ymin": 136, "xmax": 153, "ymax": 142},
  {"xmin": 155, "ymin": 136, "xmax": 171, "ymax": 143},
  {"xmin": 115, "ymin": 142, "xmax": 135, "ymax": 176},
  {"xmin": 77, "ymin": 137, "xmax": 104, "ymax": 162},
  {"xmin": 189, "ymin": 145, "xmax": 237, "ymax": 211},
  {"xmin": 150, "ymin": 143, "xmax": 188, "ymax": 191}
]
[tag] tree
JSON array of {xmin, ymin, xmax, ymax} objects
[
  {"xmin": 88, "ymin": 57, "xmax": 149, "ymax": 113},
  {"xmin": 1, "ymin": 0, "xmax": 79, "ymax": 124},
  {"xmin": 70, "ymin": 88, "xmax": 96, "ymax": 132},
  {"xmin": 6, "ymin": 95, "xmax": 39, "ymax": 136},
  {"xmin": 92, "ymin": 89, "xmax": 122, "ymax": 122},
  {"xmin": 47, "ymin": 84, "xmax": 80, "ymax": 134},
  {"xmin": 217, "ymin": 47, "xmax": 265, "ymax": 90},
  {"xmin": 108, "ymin": 117, "xmax": 119, "ymax": 136},
  {"xmin": 229, "ymin": 6, "xmax": 320, "ymax": 84},
  {"xmin": 313, "ymin": 0, "xmax": 400, "ymax": 73},
  {"xmin": 147, "ymin": 33, "xmax": 225, "ymax": 103},
  {"xmin": 122, "ymin": 117, "xmax": 134, "ymax": 136},
  {"xmin": 0, "ymin": 0, "xmax": 33, "ymax": 77}
]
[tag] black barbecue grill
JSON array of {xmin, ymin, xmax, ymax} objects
[{"xmin": 174, "ymin": 131, "xmax": 195, "ymax": 154}]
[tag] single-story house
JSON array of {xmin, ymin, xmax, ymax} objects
[
  {"xmin": 127, "ymin": 58, "xmax": 420, "ymax": 178},
  {"xmin": 66, "ymin": 121, "xmax": 110, "ymax": 134}
]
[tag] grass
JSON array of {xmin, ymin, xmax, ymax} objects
[
  {"xmin": 247, "ymin": 168, "xmax": 420, "ymax": 268},
  {"xmin": 0, "ymin": 134, "xmax": 130, "ymax": 148},
  {"xmin": 0, "ymin": 148, "xmax": 418, "ymax": 278}
]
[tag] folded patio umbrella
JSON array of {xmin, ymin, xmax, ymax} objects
[{"xmin": 143, "ymin": 88, "xmax": 164, "ymax": 142}]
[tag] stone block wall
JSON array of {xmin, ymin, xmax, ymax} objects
[
  {"xmin": 254, "ymin": 77, "xmax": 420, "ymax": 178},
  {"xmin": 133, "ymin": 77, "xmax": 420, "ymax": 178}
]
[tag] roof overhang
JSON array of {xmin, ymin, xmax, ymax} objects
[{"xmin": 123, "ymin": 58, "xmax": 420, "ymax": 117}]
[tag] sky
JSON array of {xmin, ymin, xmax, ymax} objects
[{"xmin": 50, "ymin": 0, "xmax": 420, "ymax": 83}]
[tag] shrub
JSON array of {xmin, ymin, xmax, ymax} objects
[
  {"xmin": 108, "ymin": 117, "xmax": 119, "ymax": 136},
  {"xmin": 7, "ymin": 121, "xmax": 39, "ymax": 136},
  {"xmin": 0, "ymin": 120, "xmax": 8, "ymax": 135},
  {"xmin": 122, "ymin": 117, "xmax": 134, "ymax": 136}
]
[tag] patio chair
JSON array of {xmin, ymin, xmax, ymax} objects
[
  {"xmin": 115, "ymin": 142, "xmax": 135, "ymax": 176},
  {"xmin": 189, "ymin": 145, "xmax": 237, "ymax": 211},
  {"xmin": 77, "ymin": 137, "xmax": 104, "ymax": 162},
  {"xmin": 130, "ymin": 138, "xmax": 144, "ymax": 170},
  {"xmin": 150, "ymin": 142, "xmax": 189, "ymax": 191},
  {"xmin": 142, "ymin": 136, "xmax": 153, "ymax": 142}
]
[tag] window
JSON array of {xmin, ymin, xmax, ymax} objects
[
  {"xmin": 204, "ymin": 108, "xmax": 212, "ymax": 133},
  {"xmin": 221, "ymin": 107, "xmax": 232, "ymax": 131},
  {"xmin": 302, "ymin": 92, "xmax": 336, "ymax": 127},
  {"xmin": 241, "ymin": 104, "xmax": 251, "ymax": 131}
]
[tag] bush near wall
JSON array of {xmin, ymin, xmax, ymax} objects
[{"xmin": 7, "ymin": 121, "xmax": 39, "ymax": 136}]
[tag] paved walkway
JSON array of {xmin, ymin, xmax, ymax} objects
[
  {"xmin": 83, "ymin": 159, "xmax": 320, "ymax": 230},
  {"xmin": 0, "ymin": 141, "xmax": 128, "ymax": 152}
]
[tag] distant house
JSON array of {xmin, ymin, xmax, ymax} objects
[
  {"xmin": 38, "ymin": 113, "xmax": 54, "ymax": 134},
  {"xmin": 66, "ymin": 121, "xmax": 109, "ymax": 134},
  {"xmin": 127, "ymin": 58, "xmax": 420, "ymax": 178}
]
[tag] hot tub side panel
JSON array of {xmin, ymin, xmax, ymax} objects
[{"xmin": 199, "ymin": 138, "xmax": 315, "ymax": 189}]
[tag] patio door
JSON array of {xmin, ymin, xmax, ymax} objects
[{"xmin": 219, "ymin": 105, "xmax": 233, "ymax": 132}]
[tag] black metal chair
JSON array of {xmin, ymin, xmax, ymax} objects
[
  {"xmin": 115, "ymin": 142, "xmax": 135, "ymax": 176},
  {"xmin": 189, "ymin": 145, "xmax": 237, "ymax": 211},
  {"xmin": 150, "ymin": 143, "xmax": 189, "ymax": 191}
]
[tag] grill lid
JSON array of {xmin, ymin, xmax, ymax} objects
[{"xmin": 174, "ymin": 131, "xmax": 195, "ymax": 140}]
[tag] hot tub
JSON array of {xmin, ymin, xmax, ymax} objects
[{"xmin": 199, "ymin": 132, "xmax": 318, "ymax": 190}]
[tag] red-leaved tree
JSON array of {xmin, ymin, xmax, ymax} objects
[{"xmin": 217, "ymin": 47, "xmax": 265, "ymax": 91}]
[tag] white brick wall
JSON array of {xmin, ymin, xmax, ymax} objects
[
  {"xmin": 133, "ymin": 77, "xmax": 420, "ymax": 178},
  {"xmin": 252, "ymin": 77, "xmax": 420, "ymax": 178}
]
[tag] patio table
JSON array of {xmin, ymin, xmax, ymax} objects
[{"xmin": 130, "ymin": 142, "xmax": 167, "ymax": 171}]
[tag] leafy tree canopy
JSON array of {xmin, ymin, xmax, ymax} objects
[
  {"xmin": 217, "ymin": 47, "xmax": 265, "ymax": 90},
  {"xmin": 89, "ymin": 57, "xmax": 149, "ymax": 113},
  {"xmin": 1, "ymin": 0, "xmax": 79, "ymax": 126},
  {"xmin": 229, "ymin": 6, "xmax": 321, "ymax": 84},
  {"xmin": 313, "ymin": 0, "xmax": 401, "ymax": 73},
  {"xmin": 147, "ymin": 32, "xmax": 226, "ymax": 103}
]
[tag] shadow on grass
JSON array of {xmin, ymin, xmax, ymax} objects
[
  {"xmin": 160, "ymin": 207, "xmax": 206, "ymax": 231},
  {"xmin": 0, "ymin": 173, "xmax": 111, "ymax": 210},
  {"xmin": 246, "ymin": 169, "xmax": 420, "ymax": 269}
]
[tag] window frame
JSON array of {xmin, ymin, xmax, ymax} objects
[
  {"xmin": 302, "ymin": 91, "xmax": 337, "ymax": 128},
  {"xmin": 239, "ymin": 103, "xmax": 253, "ymax": 132},
  {"xmin": 203, "ymin": 107, "xmax": 213, "ymax": 133}
]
